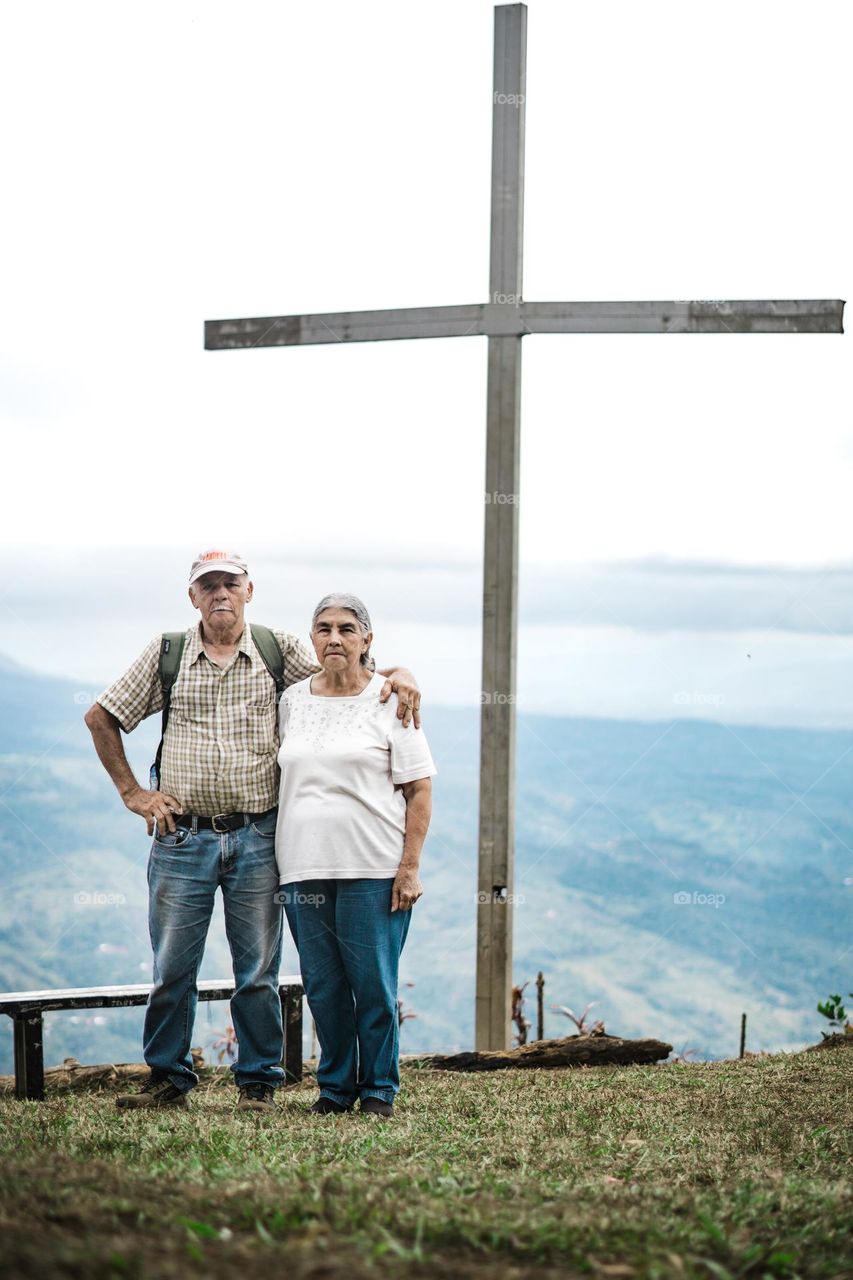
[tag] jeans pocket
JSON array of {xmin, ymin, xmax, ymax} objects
[{"xmin": 154, "ymin": 827, "xmax": 193, "ymax": 850}]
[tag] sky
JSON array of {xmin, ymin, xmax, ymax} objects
[{"xmin": 0, "ymin": 0, "xmax": 851, "ymax": 726}]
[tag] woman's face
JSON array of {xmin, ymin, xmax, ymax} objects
[{"xmin": 311, "ymin": 608, "xmax": 371, "ymax": 673}]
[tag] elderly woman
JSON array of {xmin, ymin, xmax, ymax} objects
[{"xmin": 275, "ymin": 593, "xmax": 435, "ymax": 1119}]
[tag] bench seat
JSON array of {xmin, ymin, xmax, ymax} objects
[{"xmin": 0, "ymin": 976, "xmax": 304, "ymax": 1100}]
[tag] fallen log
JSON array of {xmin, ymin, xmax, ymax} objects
[
  {"xmin": 0, "ymin": 1049, "xmax": 212, "ymax": 1095},
  {"xmin": 0, "ymin": 1058, "xmax": 141, "ymax": 1095},
  {"xmin": 419, "ymin": 1033, "xmax": 673, "ymax": 1072}
]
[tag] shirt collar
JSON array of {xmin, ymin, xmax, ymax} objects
[
  {"xmin": 239, "ymin": 622, "xmax": 261, "ymax": 667},
  {"xmin": 185, "ymin": 622, "xmax": 205, "ymax": 666},
  {"xmin": 186, "ymin": 620, "xmax": 258, "ymax": 667}
]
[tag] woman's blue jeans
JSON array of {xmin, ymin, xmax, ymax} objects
[
  {"xmin": 144, "ymin": 810, "xmax": 285, "ymax": 1092},
  {"xmin": 282, "ymin": 877, "xmax": 411, "ymax": 1107}
]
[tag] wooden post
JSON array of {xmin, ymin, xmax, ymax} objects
[
  {"xmin": 739, "ymin": 1012, "xmax": 747, "ymax": 1059},
  {"xmin": 475, "ymin": 0, "xmax": 526, "ymax": 1054},
  {"xmin": 536, "ymin": 971, "xmax": 544, "ymax": 1042},
  {"xmin": 13, "ymin": 1009, "xmax": 44, "ymax": 1101},
  {"xmin": 281, "ymin": 989, "xmax": 304, "ymax": 1083}
]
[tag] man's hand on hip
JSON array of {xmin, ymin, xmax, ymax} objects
[{"xmin": 124, "ymin": 786, "xmax": 181, "ymax": 837}]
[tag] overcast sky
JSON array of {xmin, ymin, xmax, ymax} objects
[{"xmin": 1, "ymin": 0, "xmax": 851, "ymax": 726}]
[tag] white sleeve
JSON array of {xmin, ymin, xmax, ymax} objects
[
  {"xmin": 278, "ymin": 690, "xmax": 292, "ymax": 737},
  {"xmin": 387, "ymin": 703, "xmax": 437, "ymax": 785}
]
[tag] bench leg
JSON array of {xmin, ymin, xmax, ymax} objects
[
  {"xmin": 13, "ymin": 1010, "xmax": 45, "ymax": 1101},
  {"xmin": 281, "ymin": 990, "xmax": 303, "ymax": 1083}
]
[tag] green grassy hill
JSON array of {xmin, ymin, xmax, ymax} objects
[{"xmin": 0, "ymin": 1045, "xmax": 850, "ymax": 1278}]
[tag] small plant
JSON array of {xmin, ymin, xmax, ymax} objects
[
  {"xmin": 512, "ymin": 981, "xmax": 531, "ymax": 1046},
  {"xmin": 817, "ymin": 992, "xmax": 852, "ymax": 1039},
  {"xmin": 209, "ymin": 1025, "xmax": 239, "ymax": 1064},
  {"xmin": 398, "ymin": 982, "xmax": 417, "ymax": 1030},
  {"xmin": 669, "ymin": 1043, "xmax": 699, "ymax": 1064},
  {"xmin": 551, "ymin": 1000, "xmax": 605, "ymax": 1037}
]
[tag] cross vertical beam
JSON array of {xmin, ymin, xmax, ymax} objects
[{"xmin": 476, "ymin": 2, "xmax": 526, "ymax": 1051}]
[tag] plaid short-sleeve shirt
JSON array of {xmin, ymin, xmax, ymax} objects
[{"xmin": 97, "ymin": 622, "xmax": 318, "ymax": 816}]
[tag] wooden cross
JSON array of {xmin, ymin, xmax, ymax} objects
[{"xmin": 205, "ymin": 3, "xmax": 844, "ymax": 1050}]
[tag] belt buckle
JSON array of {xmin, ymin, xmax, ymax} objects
[{"xmin": 211, "ymin": 813, "xmax": 231, "ymax": 834}]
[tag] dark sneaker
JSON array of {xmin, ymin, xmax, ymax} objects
[
  {"xmin": 309, "ymin": 1096, "xmax": 353, "ymax": 1115},
  {"xmin": 116, "ymin": 1077, "xmax": 190, "ymax": 1110},
  {"xmin": 237, "ymin": 1083, "xmax": 276, "ymax": 1112},
  {"xmin": 360, "ymin": 1096, "xmax": 394, "ymax": 1119}
]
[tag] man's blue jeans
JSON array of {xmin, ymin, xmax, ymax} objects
[
  {"xmin": 144, "ymin": 809, "xmax": 284, "ymax": 1093},
  {"xmin": 282, "ymin": 878, "xmax": 411, "ymax": 1107}
]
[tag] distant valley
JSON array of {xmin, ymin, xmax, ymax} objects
[{"xmin": 0, "ymin": 657, "xmax": 849, "ymax": 1072}]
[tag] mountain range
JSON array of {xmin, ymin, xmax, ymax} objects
[{"xmin": 0, "ymin": 656, "xmax": 849, "ymax": 1073}]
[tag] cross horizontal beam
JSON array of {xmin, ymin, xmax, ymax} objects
[{"xmin": 205, "ymin": 298, "xmax": 843, "ymax": 349}]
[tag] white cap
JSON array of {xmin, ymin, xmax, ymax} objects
[{"xmin": 188, "ymin": 549, "xmax": 250, "ymax": 585}]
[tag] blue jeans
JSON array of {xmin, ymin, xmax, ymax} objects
[
  {"xmin": 144, "ymin": 809, "xmax": 284, "ymax": 1092},
  {"xmin": 282, "ymin": 878, "xmax": 411, "ymax": 1107}
]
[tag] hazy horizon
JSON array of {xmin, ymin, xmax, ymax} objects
[{"xmin": 1, "ymin": 545, "xmax": 852, "ymax": 733}]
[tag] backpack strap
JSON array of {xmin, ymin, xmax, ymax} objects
[
  {"xmin": 150, "ymin": 632, "xmax": 186, "ymax": 790},
  {"xmin": 249, "ymin": 623, "xmax": 286, "ymax": 698}
]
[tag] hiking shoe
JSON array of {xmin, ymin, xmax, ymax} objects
[
  {"xmin": 116, "ymin": 1077, "xmax": 190, "ymax": 1110},
  {"xmin": 360, "ymin": 1096, "xmax": 394, "ymax": 1119},
  {"xmin": 237, "ymin": 1083, "xmax": 276, "ymax": 1112},
  {"xmin": 309, "ymin": 1096, "xmax": 353, "ymax": 1115}
]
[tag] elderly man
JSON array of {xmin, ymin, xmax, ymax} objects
[{"xmin": 84, "ymin": 550, "xmax": 421, "ymax": 1112}]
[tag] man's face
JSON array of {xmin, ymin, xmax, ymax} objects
[{"xmin": 188, "ymin": 571, "xmax": 253, "ymax": 634}]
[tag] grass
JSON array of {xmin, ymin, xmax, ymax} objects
[{"xmin": 0, "ymin": 1047, "xmax": 850, "ymax": 1279}]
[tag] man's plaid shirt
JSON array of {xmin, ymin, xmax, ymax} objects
[{"xmin": 97, "ymin": 622, "xmax": 318, "ymax": 816}]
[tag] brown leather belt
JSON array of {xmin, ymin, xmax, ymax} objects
[{"xmin": 175, "ymin": 808, "xmax": 276, "ymax": 834}]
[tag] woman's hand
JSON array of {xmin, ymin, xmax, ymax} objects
[{"xmin": 391, "ymin": 867, "xmax": 423, "ymax": 912}]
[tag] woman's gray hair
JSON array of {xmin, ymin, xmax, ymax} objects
[{"xmin": 311, "ymin": 593, "xmax": 374, "ymax": 667}]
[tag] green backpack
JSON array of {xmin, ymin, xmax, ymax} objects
[{"xmin": 149, "ymin": 624, "xmax": 285, "ymax": 790}]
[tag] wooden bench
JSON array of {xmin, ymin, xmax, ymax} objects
[{"xmin": 0, "ymin": 977, "xmax": 304, "ymax": 1100}]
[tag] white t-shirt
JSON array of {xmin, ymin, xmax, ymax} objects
[{"xmin": 275, "ymin": 671, "xmax": 437, "ymax": 883}]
